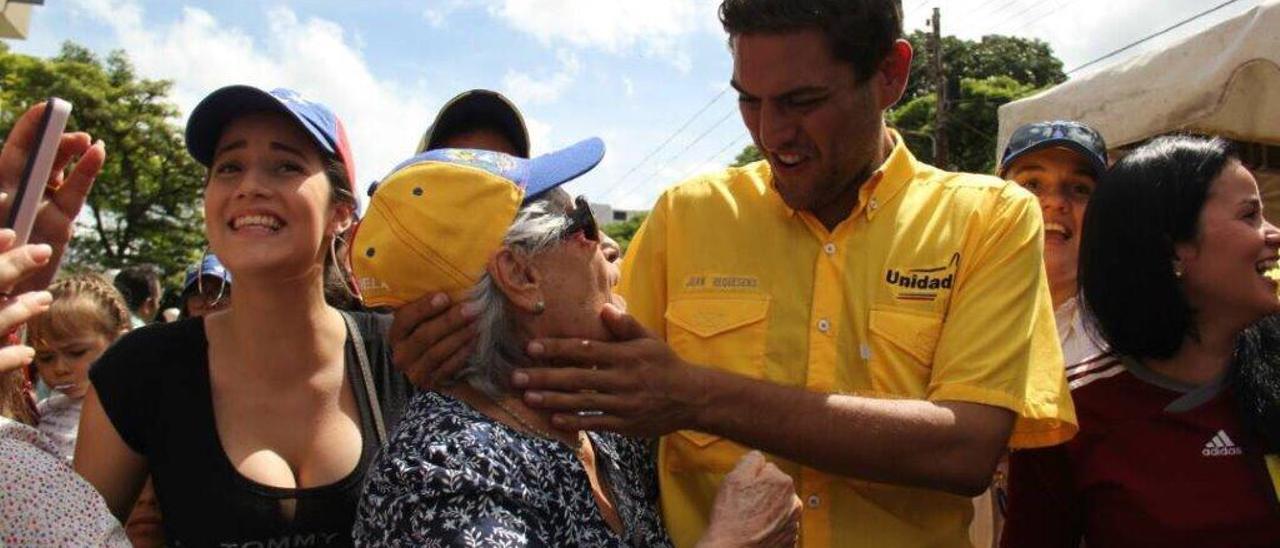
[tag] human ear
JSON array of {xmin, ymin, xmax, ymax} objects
[
  {"xmin": 877, "ymin": 39, "xmax": 914, "ymax": 109},
  {"xmin": 487, "ymin": 249, "xmax": 544, "ymax": 314},
  {"xmin": 329, "ymin": 202, "xmax": 355, "ymax": 236}
]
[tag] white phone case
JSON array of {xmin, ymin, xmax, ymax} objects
[{"xmin": 9, "ymin": 98, "xmax": 72, "ymax": 246}]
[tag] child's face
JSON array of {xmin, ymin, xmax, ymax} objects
[{"xmin": 34, "ymin": 333, "xmax": 111, "ymax": 399}]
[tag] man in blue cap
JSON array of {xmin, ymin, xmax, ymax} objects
[{"xmin": 179, "ymin": 254, "xmax": 232, "ymax": 318}]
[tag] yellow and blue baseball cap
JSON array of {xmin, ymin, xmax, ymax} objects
[{"xmin": 351, "ymin": 138, "xmax": 604, "ymax": 308}]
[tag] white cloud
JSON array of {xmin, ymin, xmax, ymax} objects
[
  {"xmin": 422, "ymin": 9, "xmax": 447, "ymax": 27},
  {"xmin": 622, "ymin": 77, "xmax": 636, "ymax": 98},
  {"xmin": 488, "ymin": 0, "xmax": 719, "ymax": 71},
  {"xmin": 422, "ymin": 0, "xmax": 474, "ymax": 28},
  {"xmin": 501, "ymin": 49, "xmax": 581, "ymax": 105},
  {"xmin": 70, "ymin": 0, "xmax": 434, "ymax": 196},
  {"xmin": 523, "ymin": 116, "xmax": 554, "ymax": 156}
]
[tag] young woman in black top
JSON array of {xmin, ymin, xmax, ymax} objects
[{"xmin": 74, "ymin": 86, "xmax": 410, "ymax": 547}]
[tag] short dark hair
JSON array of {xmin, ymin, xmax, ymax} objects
[
  {"xmin": 718, "ymin": 0, "xmax": 903, "ymax": 82},
  {"xmin": 1079, "ymin": 135, "xmax": 1235, "ymax": 359},
  {"xmin": 113, "ymin": 263, "xmax": 162, "ymax": 312}
]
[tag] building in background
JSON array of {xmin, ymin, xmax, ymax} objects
[
  {"xmin": 589, "ymin": 202, "xmax": 647, "ymax": 226},
  {"xmin": 1, "ymin": 0, "xmax": 43, "ymax": 40}
]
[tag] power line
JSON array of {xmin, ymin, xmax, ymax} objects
[
  {"xmin": 610, "ymin": 107, "xmax": 740, "ymax": 202},
  {"xmin": 958, "ymin": 0, "xmax": 1025, "ymax": 31},
  {"xmin": 983, "ymin": 0, "xmax": 1057, "ymax": 34},
  {"xmin": 1016, "ymin": 0, "xmax": 1073, "ymax": 32},
  {"xmin": 1067, "ymin": 0, "xmax": 1244, "ymax": 75},
  {"xmin": 679, "ymin": 133, "xmax": 750, "ymax": 181},
  {"xmin": 603, "ymin": 86, "xmax": 730, "ymax": 196}
]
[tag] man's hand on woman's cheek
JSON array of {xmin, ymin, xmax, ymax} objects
[{"xmin": 515, "ymin": 303, "xmax": 710, "ymax": 437}]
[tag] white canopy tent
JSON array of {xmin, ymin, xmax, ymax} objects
[{"xmin": 997, "ymin": 0, "xmax": 1280, "ymax": 213}]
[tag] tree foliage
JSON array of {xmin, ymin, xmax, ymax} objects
[
  {"xmin": 893, "ymin": 32, "xmax": 1064, "ymax": 173},
  {"xmin": 902, "ymin": 31, "xmax": 1065, "ymax": 104},
  {"xmin": 602, "ymin": 213, "xmax": 648, "ymax": 256},
  {"xmin": 730, "ymin": 144, "xmax": 763, "ymax": 167},
  {"xmin": 0, "ymin": 42, "xmax": 205, "ymax": 280},
  {"xmin": 890, "ymin": 75, "xmax": 1038, "ymax": 174}
]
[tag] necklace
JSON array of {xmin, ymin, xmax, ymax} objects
[{"xmin": 487, "ymin": 393, "xmax": 585, "ymax": 452}]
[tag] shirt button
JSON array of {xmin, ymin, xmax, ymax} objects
[
  {"xmin": 807, "ymin": 494, "xmax": 821, "ymax": 508},
  {"xmin": 817, "ymin": 319, "xmax": 830, "ymax": 333},
  {"xmin": 823, "ymin": 243, "xmax": 836, "ymax": 255}
]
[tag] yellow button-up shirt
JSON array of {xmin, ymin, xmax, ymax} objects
[{"xmin": 618, "ymin": 134, "xmax": 1077, "ymax": 547}]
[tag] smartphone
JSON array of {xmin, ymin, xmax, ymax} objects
[{"xmin": 7, "ymin": 98, "xmax": 72, "ymax": 246}]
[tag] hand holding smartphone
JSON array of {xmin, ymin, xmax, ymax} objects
[{"xmin": 6, "ymin": 97, "xmax": 72, "ymax": 246}]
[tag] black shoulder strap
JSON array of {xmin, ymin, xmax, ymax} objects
[{"xmin": 341, "ymin": 311, "xmax": 386, "ymax": 445}]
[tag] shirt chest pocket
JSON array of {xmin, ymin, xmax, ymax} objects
[
  {"xmin": 665, "ymin": 297, "xmax": 770, "ymax": 380},
  {"xmin": 867, "ymin": 308, "xmax": 943, "ymax": 397},
  {"xmin": 662, "ymin": 297, "xmax": 770, "ymax": 474}
]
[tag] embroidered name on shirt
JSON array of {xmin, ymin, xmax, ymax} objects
[
  {"xmin": 685, "ymin": 275, "xmax": 759, "ymax": 290},
  {"xmin": 885, "ymin": 253, "xmax": 960, "ymax": 302}
]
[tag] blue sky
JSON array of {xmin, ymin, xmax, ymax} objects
[{"xmin": 7, "ymin": 0, "xmax": 1265, "ymax": 211}]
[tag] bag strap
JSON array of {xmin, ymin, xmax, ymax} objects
[{"xmin": 341, "ymin": 311, "xmax": 386, "ymax": 445}]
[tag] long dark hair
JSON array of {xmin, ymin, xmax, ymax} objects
[
  {"xmin": 1231, "ymin": 318, "xmax": 1280, "ymax": 452},
  {"xmin": 1079, "ymin": 135, "xmax": 1232, "ymax": 359}
]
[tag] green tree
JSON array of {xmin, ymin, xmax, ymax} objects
[
  {"xmin": 891, "ymin": 75, "xmax": 1038, "ymax": 173},
  {"xmin": 889, "ymin": 32, "xmax": 1064, "ymax": 173},
  {"xmin": 602, "ymin": 213, "xmax": 648, "ymax": 256},
  {"xmin": 731, "ymin": 144, "xmax": 763, "ymax": 167},
  {"xmin": 902, "ymin": 31, "xmax": 1065, "ymax": 104},
  {"xmin": 0, "ymin": 42, "xmax": 205, "ymax": 280}
]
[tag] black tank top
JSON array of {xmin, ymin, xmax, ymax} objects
[{"xmin": 89, "ymin": 312, "xmax": 411, "ymax": 547}]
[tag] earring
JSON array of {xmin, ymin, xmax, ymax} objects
[
  {"xmin": 1173, "ymin": 262, "xmax": 1184, "ymax": 279},
  {"xmin": 532, "ymin": 301, "xmax": 546, "ymax": 315},
  {"xmin": 197, "ymin": 247, "xmax": 228, "ymax": 307}
]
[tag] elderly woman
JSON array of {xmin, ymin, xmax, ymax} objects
[
  {"xmin": 351, "ymin": 143, "xmax": 800, "ymax": 546},
  {"xmin": 1001, "ymin": 136, "xmax": 1280, "ymax": 547}
]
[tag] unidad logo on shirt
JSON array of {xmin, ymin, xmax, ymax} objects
[{"xmin": 885, "ymin": 253, "xmax": 960, "ymax": 302}]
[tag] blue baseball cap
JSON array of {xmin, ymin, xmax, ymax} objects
[
  {"xmin": 185, "ymin": 85, "xmax": 357, "ymax": 199},
  {"xmin": 1000, "ymin": 120, "xmax": 1108, "ymax": 178},
  {"xmin": 350, "ymin": 137, "xmax": 604, "ymax": 307},
  {"xmin": 183, "ymin": 254, "xmax": 231, "ymax": 293}
]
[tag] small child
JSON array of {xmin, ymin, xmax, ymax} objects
[{"xmin": 28, "ymin": 273, "xmax": 130, "ymax": 461}]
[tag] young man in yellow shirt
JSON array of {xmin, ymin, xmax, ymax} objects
[{"xmin": 388, "ymin": 1, "xmax": 1077, "ymax": 545}]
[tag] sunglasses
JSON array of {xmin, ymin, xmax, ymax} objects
[
  {"xmin": 1005, "ymin": 121, "xmax": 1108, "ymax": 161},
  {"xmin": 563, "ymin": 195, "xmax": 600, "ymax": 242}
]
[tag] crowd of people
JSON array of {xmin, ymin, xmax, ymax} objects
[{"xmin": 1, "ymin": 0, "xmax": 1278, "ymax": 546}]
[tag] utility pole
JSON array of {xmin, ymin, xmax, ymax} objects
[{"xmin": 929, "ymin": 7, "xmax": 948, "ymax": 167}]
